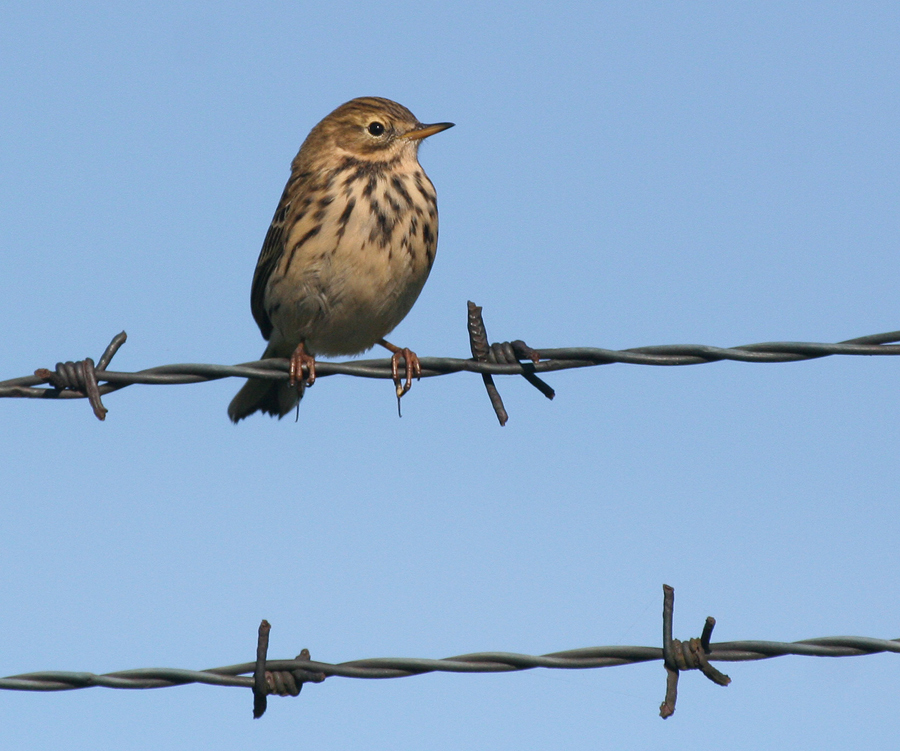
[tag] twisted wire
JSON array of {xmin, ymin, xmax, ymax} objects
[
  {"xmin": 5, "ymin": 635, "xmax": 898, "ymax": 693},
  {"xmin": 3, "ymin": 585, "xmax": 898, "ymax": 721}
]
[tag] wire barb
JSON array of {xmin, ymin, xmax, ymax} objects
[
  {"xmin": 253, "ymin": 620, "xmax": 271, "ymax": 718},
  {"xmin": 467, "ymin": 301, "xmax": 508, "ymax": 425},
  {"xmin": 467, "ymin": 301, "xmax": 556, "ymax": 425},
  {"xmin": 268, "ymin": 649, "xmax": 326, "ymax": 697},
  {"xmin": 251, "ymin": 623, "xmax": 326, "ymax": 719},
  {"xmin": 29, "ymin": 331, "xmax": 129, "ymax": 421},
  {"xmin": 659, "ymin": 585, "xmax": 731, "ymax": 719},
  {"xmin": 34, "ymin": 358, "xmax": 105, "ymax": 420}
]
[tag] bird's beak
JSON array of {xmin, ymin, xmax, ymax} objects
[{"xmin": 404, "ymin": 122, "xmax": 455, "ymax": 140}]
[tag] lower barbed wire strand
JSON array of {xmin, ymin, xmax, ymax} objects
[{"xmin": 3, "ymin": 636, "xmax": 898, "ymax": 692}]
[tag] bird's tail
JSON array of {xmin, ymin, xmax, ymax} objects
[{"xmin": 227, "ymin": 343, "xmax": 302, "ymax": 422}]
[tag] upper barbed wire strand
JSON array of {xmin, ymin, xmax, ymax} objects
[
  {"xmin": 4, "ymin": 331, "xmax": 900, "ymax": 398},
  {"xmin": 3, "ymin": 309, "xmax": 899, "ymax": 423}
]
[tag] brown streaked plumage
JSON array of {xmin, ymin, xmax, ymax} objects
[{"xmin": 228, "ymin": 97, "xmax": 453, "ymax": 422}]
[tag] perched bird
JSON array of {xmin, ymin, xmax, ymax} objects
[{"xmin": 228, "ymin": 97, "xmax": 454, "ymax": 422}]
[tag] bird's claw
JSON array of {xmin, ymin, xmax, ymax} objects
[
  {"xmin": 289, "ymin": 343, "xmax": 317, "ymax": 390},
  {"xmin": 390, "ymin": 347, "xmax": 421, "ymax": 399}
]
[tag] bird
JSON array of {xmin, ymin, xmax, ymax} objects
[{"xmin": 228, "ymin": 97, "xmax": 454, "ymax": 422}]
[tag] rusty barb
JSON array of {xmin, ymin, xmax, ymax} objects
[
  {"xmin": 2, "ymin": 304, "xmax": 900, "ymax": 422},
  {"xmin": 32, "ymin": 331, "xmax": 128, "ymax": 420},
  {"xmin": 252, "ymin": 620, "xmax": 325, "ymax": 719},
  {"xmin": 466, "ymin": 300, "xmax": 554, "ymax": 426},
  {"xmin": 659, "ymin": 584, "xmax": 731, "ymax": 718}
]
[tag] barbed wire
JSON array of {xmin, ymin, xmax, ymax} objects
[
  {"xmin": 2, "ymin": 302, "xmax": 899, "ymax": 424},
  {"xmin": 2, "ymin": 586, "xmax": 897, "ymax": 720}
]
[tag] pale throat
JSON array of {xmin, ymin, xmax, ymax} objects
[{"xmin": 330, "ymin": 141, "xmax": 420, "ymax": 167}]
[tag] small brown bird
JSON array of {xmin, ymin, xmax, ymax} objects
[{"xmin": 228, "ymin": 97, "xmax": 453, "ymax": 422}]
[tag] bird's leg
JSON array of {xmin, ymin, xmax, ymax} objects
[
  {"xmin": 289, "ymin": 341, "xmax": 317, "ymax": 390},
  {"xmin": 377, "ymin": 338, "xmax": 421, "ymax": 399}
]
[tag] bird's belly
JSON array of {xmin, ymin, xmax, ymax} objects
[
  {"xmin": 268, "ymin": 225, "xmax": 432, "ymax": 356},
  {"xmin": 308, "ymin": 247, "xmax": 428, "ymax": 355}
]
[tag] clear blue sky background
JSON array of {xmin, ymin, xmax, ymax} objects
[{"xmin": 2, "ymin": 2, "xmax": 899, "ymax": 748}]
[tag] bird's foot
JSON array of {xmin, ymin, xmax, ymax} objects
[
  {"xmin": 390, "ymin": 347, "xmax": 421, "ymax": 399},
  {"xmin": 377, "ymin": 339, "xmax": 421, "ymax": 400},
  {"xmin": 288, "ymin": 342, "xmax": 317, "ymax": 390}
]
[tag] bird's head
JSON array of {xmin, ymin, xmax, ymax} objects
[{"xmin": 299, "ymin": 96, "xmax": 454, "ymax": 165}]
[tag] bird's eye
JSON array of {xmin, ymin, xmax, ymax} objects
[{"xmin": 367, "ymin": 121, "xmax": 386, "ymax": 136}]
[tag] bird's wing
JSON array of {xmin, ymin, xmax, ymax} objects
[{"xmin": 249, "ymin": 178, "xmax": 296, "ymax": 341}]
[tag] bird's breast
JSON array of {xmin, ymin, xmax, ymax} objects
[{"xmin": 266, "ymin": 160, "xmax": 439, "ymax": 356}]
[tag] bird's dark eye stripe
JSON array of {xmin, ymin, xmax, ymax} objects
[{"xmin": 368, "ymin": 121, "xmax": 385, "ymax": 136}]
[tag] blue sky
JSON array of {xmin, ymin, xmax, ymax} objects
[{"xmin": 2, "ymin": 1, "xmax": 899, "ymax": 748}]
